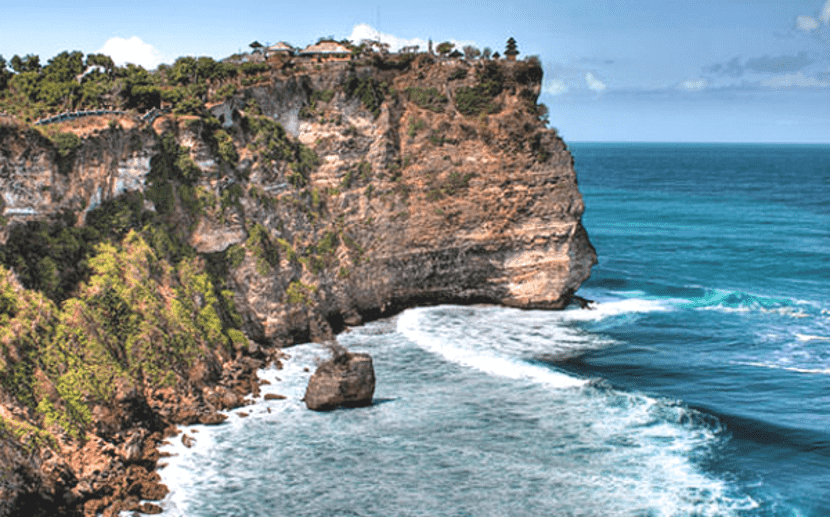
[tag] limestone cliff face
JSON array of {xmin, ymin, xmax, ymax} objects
[
  {"xmin": 0, "ymin": 55, "xmax": 595, "ymax": 515},
  {"xmin": 227, "ymin": 57, "xmax": 596, "ymax": 342},
  {"xmin": 1, "ymin": 56, "xmax": 595, "ymax": 346}
]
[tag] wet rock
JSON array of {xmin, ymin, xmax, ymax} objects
[
  {"xmin": 304, "ymin": 345, "xmax": 375, "ymax": 411},
  {"xmin": 198, "ymin": 412, "xmax": 228, "ymax": 425},
  {"xmin": 138, "ymin": 502, "xmax": 164, "ymax": 514},
  {"xmin": 264, "ymin": 393, "xmax": 286, "ymax": 400}
]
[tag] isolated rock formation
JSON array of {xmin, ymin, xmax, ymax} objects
[{"xmin": 304, "ymin": 346, "xmax": 375, "ymax": 411}]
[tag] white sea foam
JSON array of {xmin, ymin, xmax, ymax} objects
[
  {"xmin": 397, "ymin": 308, "xmax": 586, "ymax": 389},
  {"xmin": 739, "ymin": 361, "xmax": 830, "ymax": 375},
  {"xmin": 155, "ymin": 307, "xmax": 757, "ymax": 516},
  {"xmin": 396, "ymin": 305, "xmax": 757, "ymax": 516},
  {"xmin": 156, "ymin": 344, "xmax": 321, "ymax": 516},
  {"xmin": 795, "ymin": 333, "xmax": 830, "ymax": 342},
  {"xmin": 562, "ymin": 297, "xmax": 672, "ymax": 321}
]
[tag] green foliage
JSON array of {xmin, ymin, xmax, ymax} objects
[
  {"xmin": 404, "ymin": 87, "xmax": 447, "ymax": 112},
  {"xmin": 119, "ymin": 64, "xmax": 160, "ymax": 110},
  {"xmin": 214, "ymin": 83, "xmax": 237, "ymax": 101},
  {"xmin": 448, "ymin": 68, "xmax": 468, "ymax": 81},
  {"xmin": 240, "ymin": 62, "xmax": 269, "ymax": 76},
  {"xmin": 226, "ymin": 244, "xmax": 245, "ymax": 269},
  {"xmin": 0, "ymin": 55, "xmax": 13, "ymax": 92},
  {"xmin": 85, "ymin": 191, "xmax": 150, "ymax": 241},
  {"xmin": 341, "ymin": 233, "xmax": 364, "ymax": 264},
  {"xmin": 462, "ymin": 46, "xmax": 481, "ymax": 60},
  {"xmin": 0, "ymin": 228, "xmax": 246, "ymax": 439},
  {"xmin": 0, "ymin": 220, "xmax": 101, "ymax": 301},
  {"xmin": 220, "ymin": 183, "xmax": 244, "ymax": 213},
  {"xmin": 10, "ymin": 54, "xmax": 41, "ymax": 74},
  {"xmin": 436, "ymin": 42, "xmax": 454, "ymax": 56},
  {"xmin": 313, "ymin": 89, "xmax": 335, "ymax": 104},
  {"xmin": 407, "ymin": 117, "xmax": 427, "ymax": 138},
  {"xmin": 213, "ymin": 129, "xmax": 238, "ymax": 164},
  {"xmin": 285, "ymin": 280, "xmax": 317, "ymax": 306},
  {"xmin": 341, "ymin": 161, "xmax": 372, "ymax": 188},
  {"xmin": 372, "ymin": 52, "xmax": 417, "ymax": 71},
  {"xmin": 427, "ymin": 171, "xmax": 475, "ymax": 201},
  {"xmin": 316, "ymin": 231, "xmax": 338, "ymax": 256},
  {"xmin": 226, "ymin": 328, "xmax": 248, "ymax": 350},
  {"xmin": 149, "ymin": 131, "xmax": 201, "ymax": 187},
  {"xmin": 171, "ymin": 97, "xmax": 199, "ymax": 116},
  {"xmin": 300, "ymin": 88, "xmax": 336, "ymax": 118},
  {"xmin": 178, "ymin": 184, "xmax": 216, "ymax": 218},
  {"xmin": 455, "ymin": 62, "xmax": 504, "ymax": 117},
  {"xmin": 244, "ymin": 114, "xmax": 321, "ymax": 186},
  {"xmin": 49, "ymin": 131, "xmax": 81, "ymax": 160},
  {"xmin": 276, "ymin": 238, "xmax": 298, "ymax": 262},
  {"xmin": 344, "ymin": 76, "xmax": 387, "ymax": 118},
  {"xmin": 246, "ymin": 223, "xmax": 279, "ymax": 275},
  {"xmin": 289, "ymin": 145, "xmax": 320, "ymax": 187}
]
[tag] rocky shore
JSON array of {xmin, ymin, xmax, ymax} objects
[{"xmin": 0, "ymin": 53, "xmax": 594, "ymax": 515}]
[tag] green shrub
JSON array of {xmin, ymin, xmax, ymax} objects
[
  {"xmin": 455, "ymin": 62, "xmax": 504, "ymax": 117},
  {"xmin": 50, "ymin": 131, "xmax": 81, "ymax": 159},
  {"xmin": 344, "ymin": 76, "xmax": 386, "ymax": 118},
  {"xmin": 448, "ymin": 68, "xmax": 468, "ymax": 81},
  {"xmin": 226, "ymin": 244, "xmax": 245, "ymax": 269},
  {"xmin": 404, "ymin": 87, "xmax": 447, "ymax": 113},
  {"xmin": 214, "ymin": 129, "xmax": 238, "ymax": 163},
  {"xmin": 407, "ymin": 117, "xmax": 427, "ymax": 137},
  {"xmin": 285, "ymin": 280, "xmax": 317, "ymax": 306}
]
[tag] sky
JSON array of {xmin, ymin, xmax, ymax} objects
[{"xmin": 1, "ymin": 0, "xmax": 829, "ymax": 143}]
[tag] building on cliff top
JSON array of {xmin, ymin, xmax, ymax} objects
[
  {"xmin": 266, "ymin": 42, "xmax": 295, "ymax": 57},
  {"xmin": 299, "ymin": 41, "xmax": 351, "ymax": 61}
]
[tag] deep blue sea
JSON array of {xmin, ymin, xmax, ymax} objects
[{"xmin": 156, "ymin": 143, "xmax": 830, "ymax": 516}]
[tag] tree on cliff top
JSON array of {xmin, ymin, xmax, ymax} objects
[
  {"xmin": 0, "ymin": 55, "xmax": 11, "ymax": 91},
  {"xmin": 505, "ymin": 37, "xmax": 519, "ymax": 60},
  {"xmin": 436, "ymin": 42, "xmax": 454, "ymax": 57}
]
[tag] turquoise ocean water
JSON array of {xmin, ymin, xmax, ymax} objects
[{"xmin": 156, "ymin": 143, "xmax": 830, "ymax": 516}]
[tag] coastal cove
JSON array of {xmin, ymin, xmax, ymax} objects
[
  {"xmin": 0, "ymin": 50, "xmax": 595, "ymax": 516},
  {"xmin": 156, "ymin": 143, "xmax": 830, "ymax": 516}
]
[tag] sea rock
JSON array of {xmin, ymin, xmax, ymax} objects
[{"xmin": 304, "ymin": 350, "xmax": 375, "ymax": 411}]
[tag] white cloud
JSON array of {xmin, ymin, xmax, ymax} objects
[
  {"xmin": 820, "ymin": 0, "xmax": 830, "ymax": 24},
  {"xmin": 761, "ymin": 71, "xmax": 830, "ymax": 88},
  {"xmin": 679, "ymin": 79, "xmax": 707, "ymax": 91},
  {"xmin": 348, "ymin": 24, "xmax": 474, "ymax": 53},
  {"xmin": 796, "ymin": 15, "xmax": 820, "ymax": 32},
  {"xmin": 544, "ymin": 78, "xmax": 568, "ymax": 95},
  {"xmin": 585, "ymin": 72, "xmax": 607, "ymax": 92},
  {"xmin": 97, "ymin": 36, "xmax": 164, "ymax": 69}
]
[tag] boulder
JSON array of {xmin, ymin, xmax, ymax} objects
[{"xmin": 304, "ymin": 349, "xmax": 375, "ymax": 411}]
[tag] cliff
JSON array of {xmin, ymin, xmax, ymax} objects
[{"xmin": 0, "ymin": 54, "xmax": 595, "ymax": 515}]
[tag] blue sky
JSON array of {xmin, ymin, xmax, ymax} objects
[{"xmin": 2, "ymin": 0, "xmax": 829, "ymax": 143}]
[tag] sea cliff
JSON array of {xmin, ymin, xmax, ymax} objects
[{"xmin": 0, "ymin": 53, "xmax": 595, "ymax": 515}]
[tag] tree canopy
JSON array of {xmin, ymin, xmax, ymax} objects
[{"xmin": 436, "ymin": 42, "xmax": 454, "ymax": 56}]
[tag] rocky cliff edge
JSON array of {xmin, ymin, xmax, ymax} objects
[{"xmin": 0, "ymin": 54, "xmax": 595, "ymax": 515}]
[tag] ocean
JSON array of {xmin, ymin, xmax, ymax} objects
[{"xmin": 156, "ymin": 143, "xmax": 830, "ymax": 516}]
